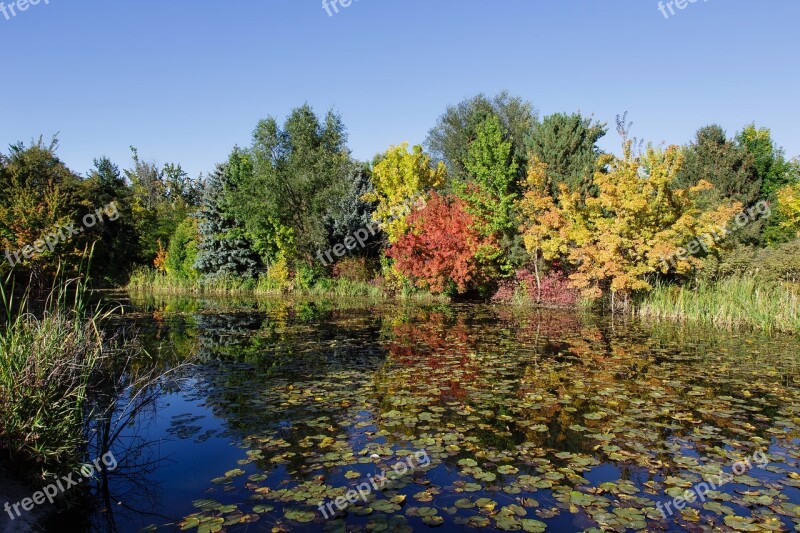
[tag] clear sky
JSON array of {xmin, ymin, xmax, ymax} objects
[{"xmin": 1, "ymin": 0, "xmax": 798, "ymax": 179}]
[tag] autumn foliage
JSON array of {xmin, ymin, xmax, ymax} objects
[
  {"xmin": 387, "ymin": 192, "xmax": 496, "ymax": 294},
  {"xmin": 519, "ymin": 143, "xmax": 743, "ymax": 302}
]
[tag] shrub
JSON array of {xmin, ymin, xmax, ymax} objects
[
  {"xmin": 264, "ymin": 256, "xmax": 291, "ymax": 290},
  {"xmin": 492, "ymin": 269, "xmax": 580, "ymax": 307},
  {"xmin": 165, "ymin": 216, "xmax": 200, "ymax": 280},
  {"xmin": 706, "ymin": 239, "xmax": 800, "ymax": 283},
  {"xmin": 387, "ymin": 192, "xmax": 497, "ymax": 294},
  {"xmin": 332, "ymin": 257, "xmax": 374, "ymax": 282}
]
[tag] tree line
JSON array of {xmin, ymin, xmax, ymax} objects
[{"xmin": 2, "ymin": 92, "xmax": 798, "ymax": 303}]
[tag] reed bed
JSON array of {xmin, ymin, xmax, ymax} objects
[
  {"xmin": 0, "ymin": 277, "xmax": 108, "ymax": 476},
  {"xmin": 637, "ymin": 277, "xmax": 800, "ymax": 334},
  {"xmin": 127, "ymin": 268, "xmax": 443, "ymax": 302}
]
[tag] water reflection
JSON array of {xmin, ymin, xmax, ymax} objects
[{"xmin": 70, "ymin": 294, "xmax": 800, "ymax": 532}]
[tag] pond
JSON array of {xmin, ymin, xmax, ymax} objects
[{"xmin": 76, "ymin": 294, "xmax": 800, "ymax": 532}]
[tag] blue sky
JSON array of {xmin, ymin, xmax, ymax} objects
[{"xmin": 1, "ymin": 0, "xmax": 798, "ymax": 178}]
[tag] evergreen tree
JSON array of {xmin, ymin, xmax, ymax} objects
[
  {"xmin": 194, "ymin": 157, "xmax": 261, "ymax": 280},
  {"xmin": 676, "ymin": 125, "xmax": 760, "ymax": 208},
  {"xmin": 526, "ymin": 112, "xmax": 607, "ymax": 198},
  {"xmin": 84, "ymin": 157, "xmax": 140, "ymax": 282},
  {"xmin": 323, "ymin": 163, "xmax": 380, "ymax": 257}
]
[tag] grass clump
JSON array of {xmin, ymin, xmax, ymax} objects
[{"xmin": 0, "ymin": 276, "xmax": 108, "ymax": 479}]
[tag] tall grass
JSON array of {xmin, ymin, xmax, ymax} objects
[
  {"xmin": 127, "ymin": 267, "xmax": 445, "ymax": 303},
  {"xmin": 0, "ymin": 274, "xmax": 110, "ymax": 479},
  {"xmin": 637, "ymin": 277, "xmax": 800, "ymax": 334},
  {"xmin": 128, "ymin": 267, "xmax": 252, "ymax": 294}
]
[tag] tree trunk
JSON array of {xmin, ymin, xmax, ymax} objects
[{"xmin": 533, "ymin": 252, "xmax": 542, "ymax": 304}]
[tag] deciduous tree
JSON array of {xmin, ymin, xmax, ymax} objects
[
  {"xmin": 165, "ymin": 216, "xmax": 199, "ymax": 280},
  {"xmin": 0, "ymin": 137, "xmax": 85, "ymax": 280},
  {"xmin": 426, "ymin": 91, "xmax": 535, "ymax": 182},
  {"xmin": 518, "ymin": 157, "xmax": 569, "ymax": 299},
  {"xmin": 365, "ymin": 143, "xmax": 446, "ymax": 243},
  {"xmin": 232, "ymin": 105, "xmax": 351, "ymax": 264},
  {"xmin": 387, "ymin": 192, "xmax": 496, "ymax": 294},
  {"xmin": 549, "ymin": 143, "xmax": 742, "ymax": 303}
]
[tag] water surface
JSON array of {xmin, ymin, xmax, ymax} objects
[{"xmin": 85, "ymin": 295, "xmax": 800, "ymax": 532}]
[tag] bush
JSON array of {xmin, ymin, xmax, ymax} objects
[
  {"xmin": 332, "ymin": 257, "xmax": 374, "ymax": 282},
  {"xmin": 264, "ymin": 256, "xmax": 291, "ymax": 291},
  {"xmin": 706, "ymin": 239, "xmax": 800, "ymax": 283},
  {"xmin": 492, "ymin": 269, "xmax": 580, "ymax": 307},
  {"xmin": 294, "ymin": 262, "xmax": 324, "ymax": 290},
  {"xmin": 165, "ymin": 216, "xmax": 200, "ymax": 280}
]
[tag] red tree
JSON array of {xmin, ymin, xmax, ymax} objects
[{"xmin": 387, "ymin": 192, "xmax": 495, "ymax": 294}]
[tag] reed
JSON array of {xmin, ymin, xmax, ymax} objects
[
  {"xmin": 0, "ymin": 273, "xmax": 109, "ymax": 477},
  {"xmin": 637, "ymin": 277, "xmax": 800, "ymax": 334},
  {"xmin": 127, "ymin": 268, "xmax": 444, "ymax": 303}
]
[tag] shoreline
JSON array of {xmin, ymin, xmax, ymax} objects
[{"xmin": 122, "ymin": 279, "xmax": 800, "ymax": 336}]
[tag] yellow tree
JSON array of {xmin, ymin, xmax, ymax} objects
[
  {"xmin": 365, "ymin": 143, "xmax": 447, "ymax": 243},
  {"xmin": 557, "ymin": 142, "xmax": 741, "ymax": 305},
  {"xmin": 777, "ymin": 182, "xmax": 800, "ymax": 237},
  {"xmin": 517, "ymin": 157, "xmax": 569, "ymax": 300}
]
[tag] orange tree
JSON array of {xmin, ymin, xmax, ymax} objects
[{"xmin": 386, "ymin": 192, "xmax": 497, "ymax": 294}]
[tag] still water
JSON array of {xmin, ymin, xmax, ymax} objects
[{"xmin": 75, "ymin": 294, "xmax": 800, "ymax": 532}]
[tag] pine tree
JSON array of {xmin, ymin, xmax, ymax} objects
[
  {"xmin": 323, "ymin": 163, "xmax": 380, "ymax": 257},
  {"xmin": 526, "ymin": 112, "xmax": 607, "ymax": 198},
  {"xmin": 194, "ymin": 159, "xmax": 261, "ymax": 280},
  {"xmin": 84, "ymin": 157, "xmax": 141, "ymax": 281}
]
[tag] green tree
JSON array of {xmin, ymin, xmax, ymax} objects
[
  {"xmin": 736, "ymin": 123, "xmax": 796, "ymax": 198},
  {"xmin": 125, "ymin": 147, "xmax": 201, "ymax": 263},
  {"xmin": 323, "ymin": 163, "xmax": 380, "ymax": 258},
  {"xmin": 232, "ymin": 105, "xmax": 351, "ymax": 265},
  {"xmin": 526, "ymin": 112, "xmax": 607, "ymax": 198},
  {"xmin": 457, "ymin": 115, "xmax": 522, "ymax": 271},
  {"xmin": 676, "ymin": 125, "xmax": 760, "ymax": 208},
  {"xmin": 0, "ymin": 137, "xmax": 86, "ymax": 281},
  {"xmin": 425, "ymin": 91, "xmax": 535, "ymax": 183},
  {"xmin": 165, "ymin": 216, "xmax": 200, "ymax": 280},
  {"xmin": 735, "ymin": 124, "xmax": 799, "ymax": 244},
  {"xmin": 83, "ymin": 157, "xmax": 140, "ymax": 282}
]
